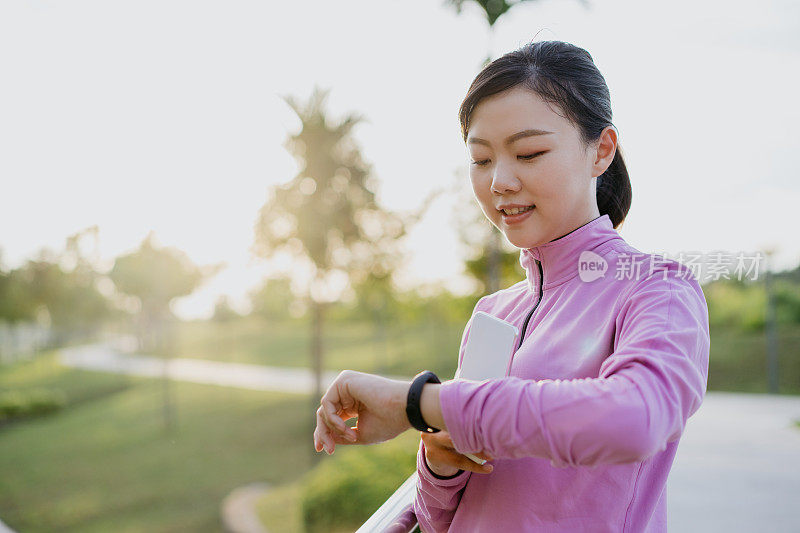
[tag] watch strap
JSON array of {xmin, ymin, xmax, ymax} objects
[{"xmin": 406, "ymin": 370, "xmax": 441, "ymax": 433}]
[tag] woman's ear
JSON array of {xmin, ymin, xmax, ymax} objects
[{"xmin": 592, "ymin": 126, "xmax": 618, "ymax": 177}]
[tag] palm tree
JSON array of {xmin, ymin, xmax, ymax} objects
[{"xmin": 253, "ymin": 86, "xmax": 441, "ymax": 406}]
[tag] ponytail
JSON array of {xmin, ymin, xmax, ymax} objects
[{"xmin": 596, "ymin": 142, "xmax": 632, "ymax": 229}]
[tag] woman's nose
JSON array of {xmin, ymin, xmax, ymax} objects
[{"xmin": 490, "ymin": 164, "xmax": 521, "ymax": 194}]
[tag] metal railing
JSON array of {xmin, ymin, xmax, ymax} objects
[{"xmin": 356, "ymin": 473, "xmax": 420, "ymax": 532}]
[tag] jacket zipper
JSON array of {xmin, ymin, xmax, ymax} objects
[{"xmin": 516, "ymin": 258, "xmax": 544, "ymax": 352}]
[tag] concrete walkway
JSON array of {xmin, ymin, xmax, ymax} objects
[
  {"xmin": 668, "ymin": 390, "xmax": 800, "ymax": 532},
  {"xmin": 55, "ymin": 341, "xmax": 800, "ymax": 532}
]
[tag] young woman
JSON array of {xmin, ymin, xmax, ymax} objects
[{"xmin": 313, "ymin": 40, "xmax": 710, "ymax": 532}]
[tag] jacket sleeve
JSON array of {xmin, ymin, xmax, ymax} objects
[
  {"xmin": 412, "ymin": 297, "xmax": 486, "ymax": 532},
  {"xmin": 412, "ymin": 439, "xmax": 471, "ymax": 532},
  {"xmin": 438, "ymin": 267, "xmax": 711, "ymax": 467}
]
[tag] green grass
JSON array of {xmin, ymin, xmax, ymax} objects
[
  {"xmin": 158, "ymin": 315, "xmax": 465, "ymax": 379},
  {"xmin": 0, "ymin": 349, "xmax": 131, "ymax": 408},
  {"xmin": 256, "ymin": 479, "xmax": 305, "ymax": 533},
  {"xmin": 0, "ymin": 351, "xmax": 319, "ymax": 532}
]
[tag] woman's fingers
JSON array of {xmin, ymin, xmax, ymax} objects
[
  {"xmin": 427, "ymin": 446, "xmax": 493, "ymax": 474},
  {"xmin": 315, "ymin": 408, "xmax": 335, "ymax": 454},
  {"xmin": 445, "ymin": 448, "xmax": 493, "ymax": 474},
  {"xmin": 313, "ymin": 369, "xmax": 411, "ymax": 449},
  {"xmin": 314, "ymin": 376, "xmax": 360, "ymax": 455},
  {"xmin": 317, "ymin": 405, "xmax": 344, "ymax": 440},
  {"xmin": 321, "ymin": 390, "xmax": 347, "ymax": 433},
  {"xmin": 318, "ymin": 403, "xmax": 357, "ymax": 444},
  {"xmin": 422, "ymin": 430, "xmax": 494, "ymax": 461},
  {"xmin": 421, "ymin": 430, "xmax": 494, "ymax": 473},
  {"xmin": 460, "ymin": 453, "xmax": 494, "ymax": 474},
  {"xmin": 319, "ymin": 375, "xmax": 359, "ymax": 441},
  {"xmin": 473, "ymin": 451, "xmax": 495, "ymax": 462}
]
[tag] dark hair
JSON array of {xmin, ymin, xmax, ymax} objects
[{"xmin": 458, "ymin": 40, "xmax": 632, "ymax": 229}]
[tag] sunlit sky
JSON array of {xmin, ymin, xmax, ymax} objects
[{"xmin": 1, "ymin": 0, "xmax": 798, "ymax": 319}]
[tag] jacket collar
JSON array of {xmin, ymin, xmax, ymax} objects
[{"xmin": 519, "ymin": 214, "xmax": 623, "ymax": 292}]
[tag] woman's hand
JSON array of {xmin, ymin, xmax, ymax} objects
[
  {"xmin": 421, "ymin": 430, "xmax": 494, "ymax": 476},
  {"xmin": 313, "ymin": 370, "xmax": 412, "ymax": 455}
]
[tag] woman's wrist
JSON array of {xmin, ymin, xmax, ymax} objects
[
  {"xmin": 421, "ymin": 441, "xmax": 463, "ymax": 479},
  {"xmin": 419, "ymin": 382, "xmax": 447, "ymax": 432},
  {"xmin": 426, "ymin": 457, "xmax": 463, "ymax": 479}
]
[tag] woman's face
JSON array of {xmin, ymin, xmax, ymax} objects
[{"xmin": 466, "ymin": 85, "xmax": 617, "ymax": 249}]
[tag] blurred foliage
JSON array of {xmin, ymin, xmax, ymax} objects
[
  {"xmin": 212, "ymin": 295, "xmax": 242, "ymax": 323},
  {"xmin": 773, "ymin": 278, "xmax": 800, "ymax": 324},
  {"xmin": 300, "ymin": 434, "xmax": 418, "ymax": 533},
  {"xmin": 0, "ymin": 227, "xmax": 119, "ymax": 345},
  {"xmin": 109, "ymin": 232, "xmax": 221, "ymax": 354},
  {"xmin": 253, "ymin": 86, "xmax": 438, "ymax": 297},
  {"xmin": 17, "ymin": 258, "xmax": 110, "ymax": 329},
  {"xmin": 109, "ymin": 232, "xmax": 218, "ymax": 319},
  {"xmin": 707, "ymin": 323, "xmax": 800, "ymax": 395},
  {"xmin": 444, "ymin": 0, "xmax": 563, "ymax": 27},
  {"xmin": 248, "ymin": 275, "xmax": 295, "ymax": 321},
  {"xmin": 257, "ymin": 479, "xmax": 305, "ymax": 533},
  {"xmin": 0, "ymin": 267, "xmax": 40, "ymax": 323},
  {"xmin": 0, "ymin": 387, "xmax": 65, "ymax": 423},
  {"xmin": 704, "ymin": 268, "xmax": 800, "ymax": 332},
  {"xmin": 705, "ymin": 279, "xmax": 768, "ymax": 331}
]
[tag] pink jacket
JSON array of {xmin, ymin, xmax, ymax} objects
[{"xmin": 412, "ymin": 214, "xmax": 710, "ymax": 532}]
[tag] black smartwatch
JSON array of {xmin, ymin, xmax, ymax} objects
[{"xmin": 406, "ymin": 370, "xmax": 441, "ymax": 433}]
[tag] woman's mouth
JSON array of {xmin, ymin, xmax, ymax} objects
[{"xmin": 500, "ymin": 204, "xmax": 535, "ymax": 224}]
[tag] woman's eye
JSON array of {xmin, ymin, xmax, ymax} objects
[
  {"xmin": 519, "ymin": 151, "xmax": 546, "ymax": 161},
  {"xmin": 471, "ymin": 152, "xmax": 546, "ymax": 166}
]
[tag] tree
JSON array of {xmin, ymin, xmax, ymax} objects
[
  {"xmin": 19, "ymin": 256, "xmax": 111, "ymax": 342},
  {"xmin": 8, "ymin": 229, "xmax": 114, "ymax": 345},
  {"xmin": 248, "ymin": 275, "xmax": 295, "ymax": 321},
  {"xmin": 445, "ymin": 0, "xmax": 584, "ymax": 28},
  {"xmin": 108, "ymin": 232, "xmax": 220, "ymax": 434},
  {"xmin": 252, "ymin": 86, "xmax": 441, "ymax": 406},
  {"xmin": 109, "ymin": 231, "xmax": 220, "ymax": 352},
  {"xmin": 0, "ymin": 268, "xmax": 37, "ymax": 324},
  {"xmin": 212, "ymin": 295, "xmax": 241, "ymax": 322}
]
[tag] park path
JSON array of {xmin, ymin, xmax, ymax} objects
[
  {"xmin": 55, "ymin": 340, "xmax": 800, "ymax": 532},
  {"xmin": 58, "ymin": 339, "xmax": 412, "ymax": 394},
  {"xmin": 668, "ymin": 390, "xmax": 800, "ymax": 532}
]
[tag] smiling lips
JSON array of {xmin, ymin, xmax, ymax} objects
[
  {"xmin": 499, "ymin": 205, "xmax": 535, "ymax": 215},
  {"xmin": 500, "ymin": 205, "xmax": 535, "ymax": 225}
]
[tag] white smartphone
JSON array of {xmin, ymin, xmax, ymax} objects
[{"xmin": 455, "ymin": 311, "xmax": 519, "ymax": 465}]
